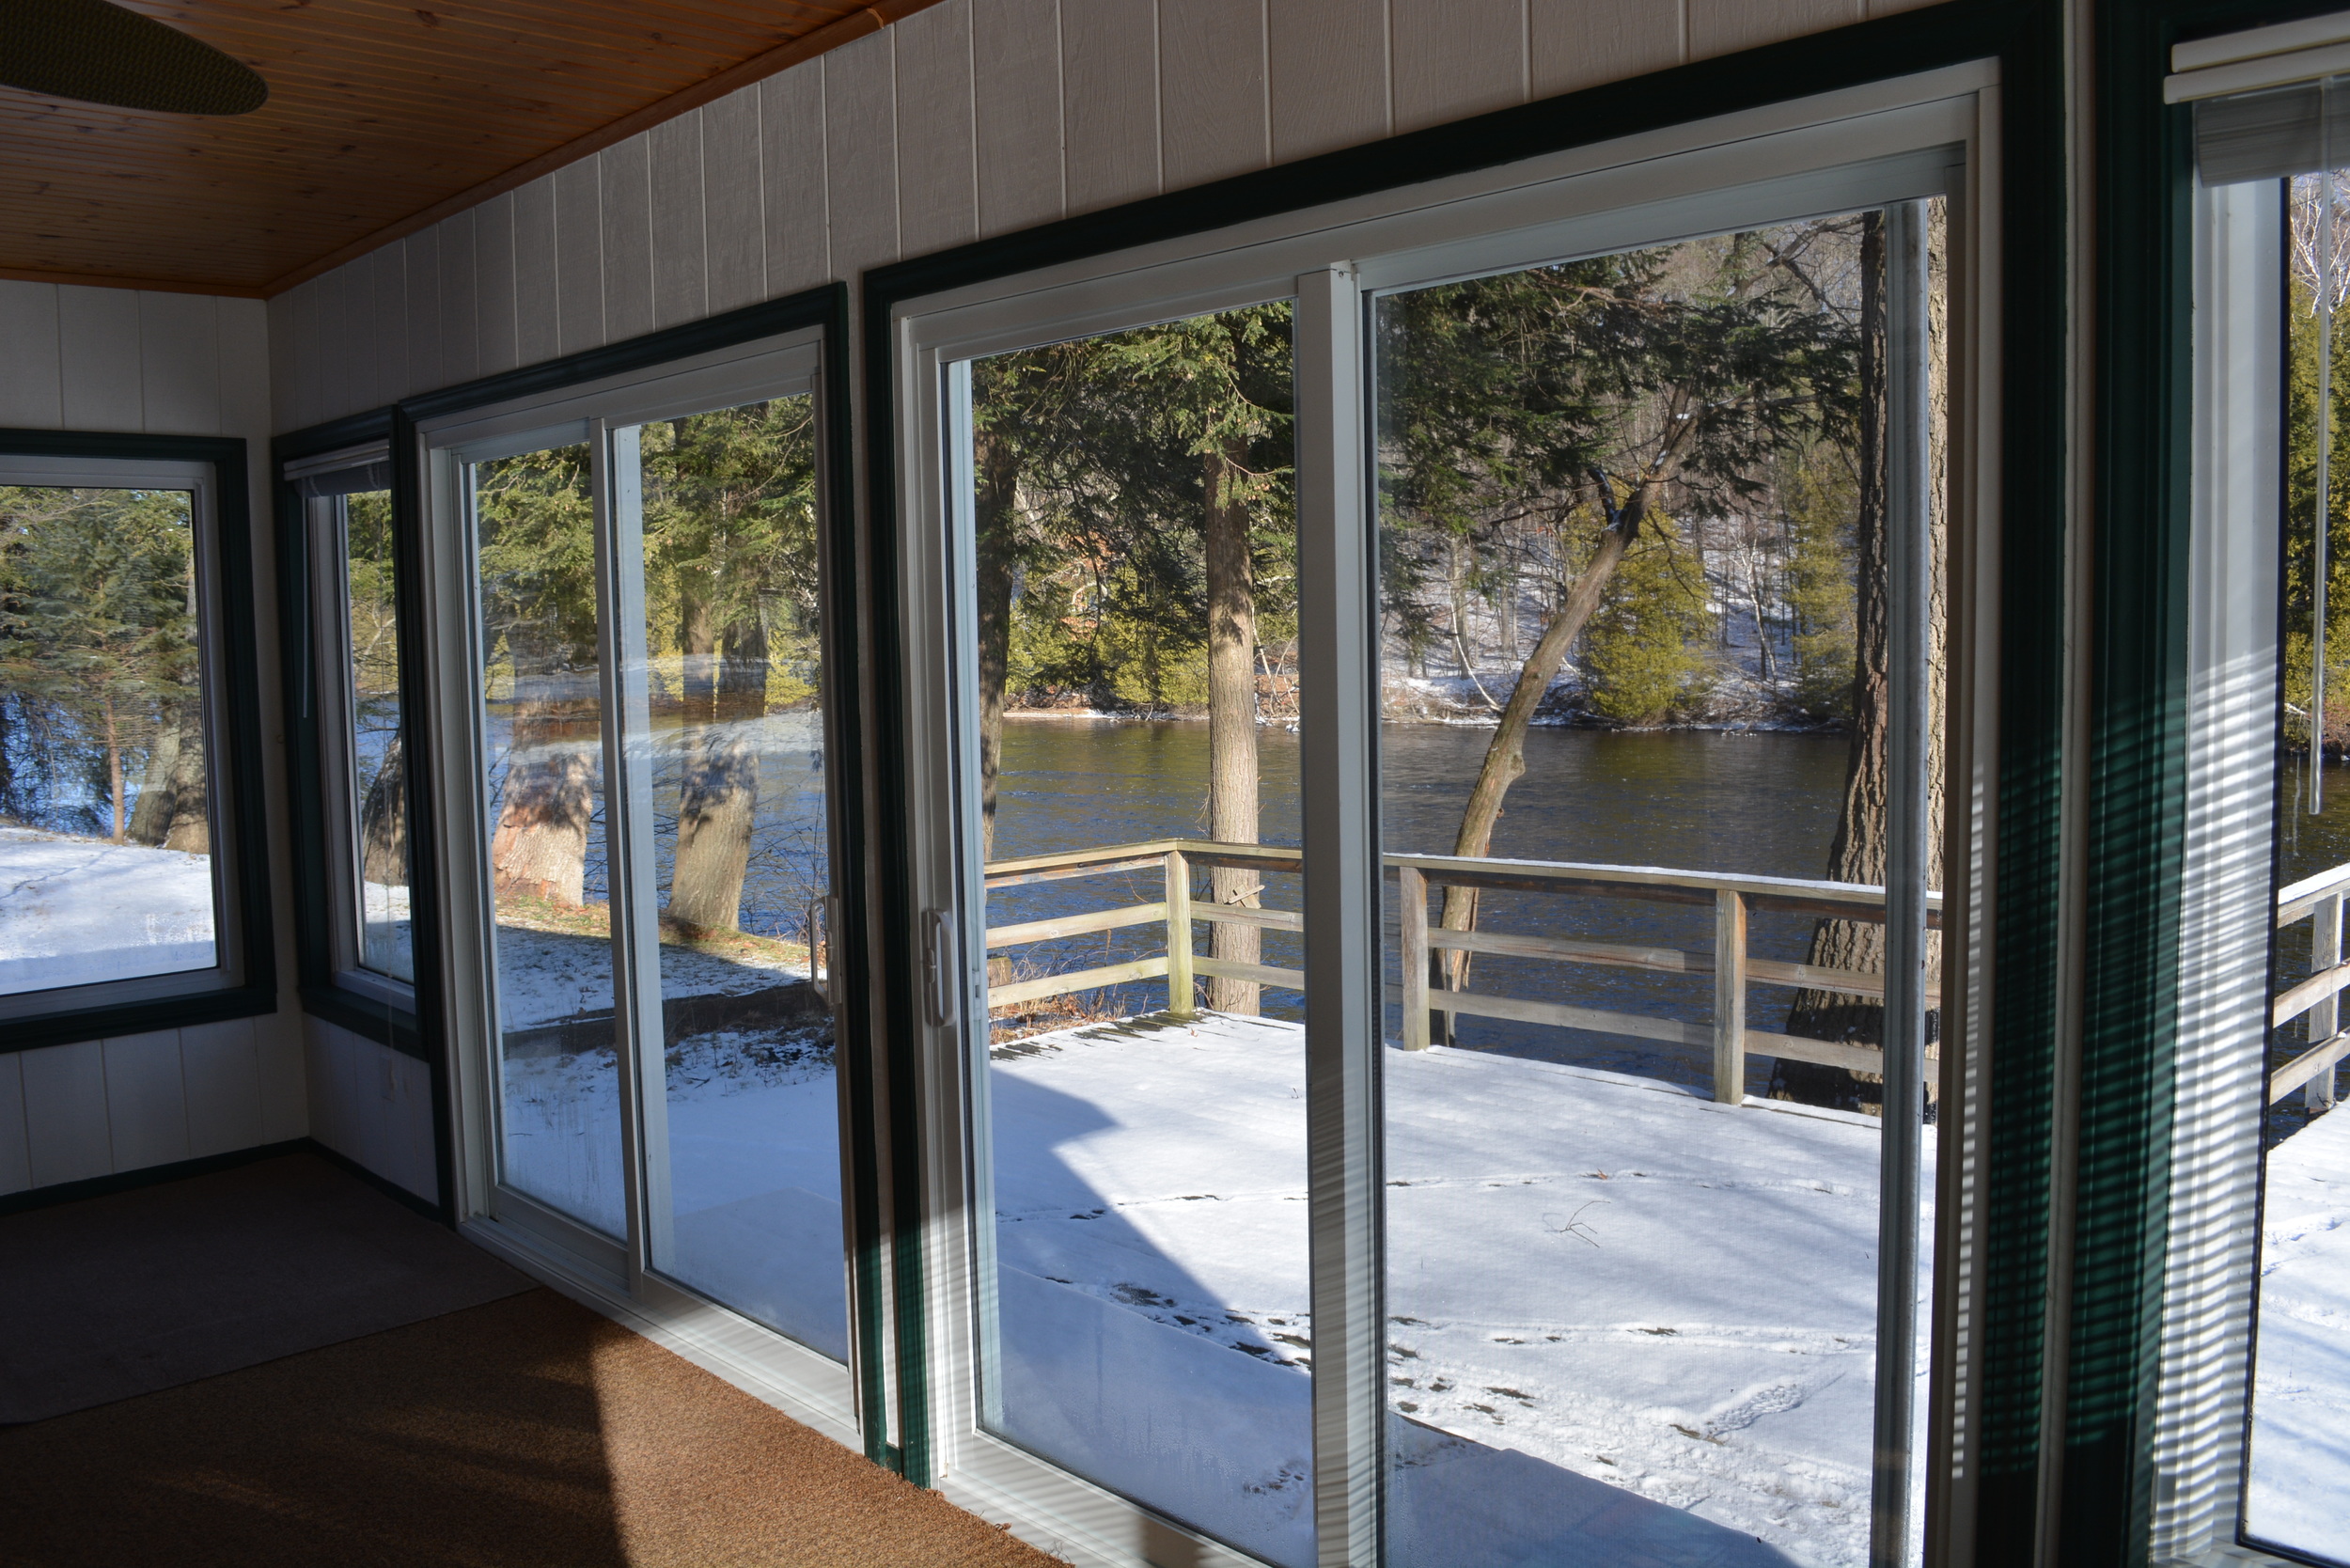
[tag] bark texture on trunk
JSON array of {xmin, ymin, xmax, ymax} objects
[
  {"xmin": 1436, "ymin": 478, "xmax": 1652, "ymax": 987},
  {"xmin": 160, "ymin": 709, "xmax": 209, "ymax": 854},
  {"xmin": 127, "ymin": 718, "xmax": 181, "ymax": 845},
  {"xmin": 667, "ymin": 614, "xmax": 768, "ymax": 933},
  {"xmin": 1203, "ymin": 440, "xmax": 1261, "ymax": 1014},
  {"xmin": 490, "ymin": 634, "xmax": 598, "ymax": 907},
  {"xmin": 1774, "ymin": 211, "xmax": 1949, "ymax": 1113},
  {"xmin": 360, "ymin": 732, "xmax": 408, "ymax": 886},
  {"xmin": 974, "ymin": 428, "xmax": 1020, "ymax": 863}
]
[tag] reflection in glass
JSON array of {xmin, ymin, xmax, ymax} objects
[
  {"xmin": 2246, "ymin": 167, "xmax": 2350, "ymax": 1568},
  {"xmin": 966, "ymin": 307, "xmax": 1313, "ymax": 1566},
  {"xmin": 332, "ymin": 486, "xmax": 413, "ymax": 981},
  {"xmin": 0, "ymin": 483, "xmax": 214, "ymax": 996},
  {"xmin": 472, "ymin": 442, "xmax": 625, "ymax": 1237},
  {"xmin": 628, "ymin": 397, "xmax": 849, "ymax": 1358},
  {"xmin": 1373, "ymin": 212, "xmax": 1943, "ymax": 1565}
]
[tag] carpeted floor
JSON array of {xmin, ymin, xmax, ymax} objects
[
  {"xmin": 0, "ymin": 1152, "xmax": 532, "ymax": 1424},
  {"xmin": 0, "ymin": 1287, "xmax": 1061, "ymax": 1567}
]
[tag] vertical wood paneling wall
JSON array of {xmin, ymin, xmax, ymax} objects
[
  {"xmin": 265, "ymin": 0, "xmax": 1938, "ymax": 431},
  {"xmin": 0, "ymin": 280, "xmax": 312, "ymax": 1202}
]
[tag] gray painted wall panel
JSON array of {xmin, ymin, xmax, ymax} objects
[
  {"xmin": 650, "ymin": 111, "xmax": 712, "ymax": 330},
  {"xmin": 0, "ymin": 282, "xmax": 64, "ymax": 429},
  {"xmin": 895, "ymin": 0, "xmax": 979, "ymax": 259},
  {"xmin": 763, "ymin": 67, "xmax": 831, "ymax": 299},
  {"xmin": 704, "ymin": 86, "xmax": 768, "ymax": 314}
]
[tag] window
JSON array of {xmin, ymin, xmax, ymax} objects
[
  {"xmin": 892, "ymin": 70, "xmax": 1996, "ymax": 1567},
  {"xmin": 415, "ymin": 311, "xmax": 865, "ymax": 1432},
  {"xmin": 0, "ymin": 441, "xmax": 269, "ymax": 1036},
  {"xmin": 2157, "ymin": 51, "xmax": 2350, "ymax": 1568},
  {"xmin": 289, "ymin": 449, "xmax": 414, "ymax": 1002}
]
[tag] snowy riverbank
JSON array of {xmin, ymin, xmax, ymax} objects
[
  {"xmin": 0, "ymin": 826, "xmax": 214, "ymax": 993},
  {"xmin": 2247, "ymin": 1105, "xmax": 2350, "ymax": 1560}
]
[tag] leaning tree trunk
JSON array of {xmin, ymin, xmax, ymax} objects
[
  {"xmin": 159, "ymin": 707, "xmax": 209, "ymax": 854},
  {"xmin": 1204, "ymin": 438, "xmax": 1261, "ymax": 1015},
  {"xmin": 1774, "ymin": 210, "xmax": 1949, "ymax": 1113},
  {"xmin": 668, "ymin": 611, "xmax": 767, "ymax": 933},
  {"xmin": 360, "ymin": 732, "xmax": 409, "ymax": 886},
  {"xmin": 489, "ymin": 632, "xmax": 597, "ymax": 907},
  {"xmin": 127, "ymin": 716, "xmax": 182, "ymax": 845},
  {"xmin": 1435, "ymin": 478, "xmax": 1653, "ymax": 999}
]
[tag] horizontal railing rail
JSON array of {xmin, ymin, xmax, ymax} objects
[
  {"xmin": 979, "ymin": 838, "xmax": 1945, "ymax": 1105},
  {"xmin": 2273, "ymin": 863, "xmax": 2350, "ymax": 1111}
]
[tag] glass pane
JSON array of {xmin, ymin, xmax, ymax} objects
[
  {"xmin": 631, "ymin": 397, "xmax": 848, "ymax": 1358},
  {"xmin": 473, "ymin": 442, "xmax": 624, "ymax": 1237},
  {"xmin": 2248, "ymin": 168, "xmax": 2350, "ymax": 1566},
  {"xmin": 966, "ymin": 307, "xmax": 1311, "ymax": 1566},
  {"xmin": 337, "ymin": 488, "xmax": 413, "ymax": 982},
  {"xmin": 1374, "ymin": 212, "xmax": 1944, "ymax": 1565},
  {"xmin": 0, "ymin": 483, "xmax": 215, "ymax": 995}
]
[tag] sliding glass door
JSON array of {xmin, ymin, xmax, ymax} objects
[
  {"xmin": 426, "ymin": 333, "xmax": 857, "ymax": 1412},
  {"xmin": 900, "ymin": 82, "xmax": 1988, "ymax": 1568}
]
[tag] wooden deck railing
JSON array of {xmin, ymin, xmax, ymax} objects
[
  {"xmin": 981, "ymin": 838, "xmax": 1944, "ymax": 1105},
  {"xmin": 2275, "ymin": 864, "xmax": 2350, "ymax": 1110}
]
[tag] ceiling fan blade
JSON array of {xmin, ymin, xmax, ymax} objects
[{"xmin": 1, "ymin": 0, "xmax": 267, "ymax": 116}]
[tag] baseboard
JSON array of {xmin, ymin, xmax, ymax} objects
[{"xmin": 0, "ymin": 1137, "xmax": 443, "ymax": 1223}]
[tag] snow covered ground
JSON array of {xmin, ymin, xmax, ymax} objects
[
  {"xmin": 2247, "ymin": 1105, "xmax": 2350, "ymax": 1561},
  {"xmin": 493, "ymin": 919, "xmax": 846, "ymax": 1355},
  {"xmin": 0, "ymin": 826, "xmax": 214, "ymax": 995},
  {"xmin": 989, "ymin": 1012, "xmax": 1923, "ymax": 1568}
]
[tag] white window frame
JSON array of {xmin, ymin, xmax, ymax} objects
[
  {"xmin": 287, "ymin": 441, "xmax": 415, "ymax": 1008},
  {"xmin": 0, "ymin": 451, "xmax": 247, "ymax": 1020},
  {"xmin": 410, "ymin": 325, "xmax": 867, "ymax": 1448},
  {"xmin": 888, "ymin": 64, "xmax": 2006, "ymax": 1568}
]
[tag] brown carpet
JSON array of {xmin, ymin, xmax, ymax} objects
[
  {"xmin": 0, "ymin": 1287, "xmax": 1061, "ymax": 1567},
  {"xmin": 0, "ymin": 1152, "xmax": 531, "ymax": 1424}
]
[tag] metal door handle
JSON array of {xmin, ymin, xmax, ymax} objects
[{"xmin": 924, "ymin": 909, "xmax": 959, "ymax": 1027}]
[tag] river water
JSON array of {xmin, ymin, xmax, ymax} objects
[{"xmin": 990, "ymin": 718, "xmax": 1856, "ymax": 1094}]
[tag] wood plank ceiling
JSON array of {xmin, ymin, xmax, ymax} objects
[{"xmin": 0, "ymin": 0, "xmax": 914, "ymax": 295}]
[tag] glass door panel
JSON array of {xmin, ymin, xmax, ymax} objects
[
  {"xmin": 620, "ymin": 395, "xmax": 850, "ymax": 1359},
  {"xmin": 331, "ymin": 484, "xmax": 413, "ymax": 981},
  {"xmin": 470, "ymin": 440, "xmax": 626, "ymax": 1237},
  {"xmin": 1372, "ymin": 209, "xmax": 1945, "ymax": 1566},
  {"xmin": 962, "ymin": 307, "xmax": 1313, "ymax": 1566}
]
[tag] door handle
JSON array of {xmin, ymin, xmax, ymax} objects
[{"xmin": 924, "ymin": 909, "xmax": 959, "ymax": 1027}]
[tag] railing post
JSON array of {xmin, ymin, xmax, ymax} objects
[
  {"xmin": 1165, "ymin": 847, "xmax": 1195, "ymax": 1017},
  {"xmin": 2316, "ymin": 892, "xmax": 2342, "ymax": 1113},
  {"xmin": 1399, "ymin": 863, "xmax": 1430, "ymax": 1049},
  {"xmin": 1713, "ymin": 889, "xmax": 1747, "ymax": 1105}
]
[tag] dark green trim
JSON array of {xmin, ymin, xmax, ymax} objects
[
  {"xmin": 0, "ymin": 1137, "xmax": 443, "ymax": 1224},
  {"xmin": 2075, "ymin": 4, "xmax": 2350, "ymax": 1561},
  {"xmin": 384, "ymin": 282, "xmax": 890, "ymax": 1436},
  {"xmin": 270, "ymin": 409, "xmax": 425, "ymax": 1063},
  {"xmin": 859, "ymin": 0, "xmax": 2068, "ymax": 1513},
  {"xmin": 0, "ymin": 429, "xmax": 277, "ymax": 1053}
]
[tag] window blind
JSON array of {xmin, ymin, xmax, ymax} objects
[{"xmin": 2197, "ymin": 77, "xmax": 2350, "ymax": 184}]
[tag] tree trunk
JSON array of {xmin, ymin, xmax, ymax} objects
[
  {"xmin": 489, "ymin": 633, "xmax": 597, "ymax": 906},
  {"xmin": 103, "ymin": 693, "xmax": 124, "ymax": 842},
  {"xmin": 360, "ymin": 732, "xmax": 408, "ymax": 886},
  {"xmin": 1774, "ymin": 209, "xmax": 1950, "ymax": 1113},
  {"xmin": 1205, "ymin": 438, "xmax": 1262, "ymax": 1014},
  {"xmin": 974, "ymin": 427, "xmax": 1020, "ymax": 862},
  {"xmin": 159, "ymin": 708, "xmax": 209, "ymax": 854},
  {"xmin": 1436, "ymin": 479, "xmax": 1652, "ymax": 991},
  {"xmin": 668, "ymin": 613, "xmax": 767, "ymax": 933},
  {"xmin": 127, "ymin": 718, "xmax": 180, "ymax": 845}
]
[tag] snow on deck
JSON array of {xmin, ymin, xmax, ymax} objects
[
  {"xmin": 2248, "ymin": 1105, "xmax": 2350, "ymax": 1560},
  {"xmin": 989, "ymin": 1011, "xmax": 1925, "ymax": 1568},
  {"xmin": 0, "ymin": 826, "xmax": 215, "ymax": 993}
]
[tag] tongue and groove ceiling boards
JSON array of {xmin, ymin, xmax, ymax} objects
[{"xmin": 0, "ymin": 0, "xmax": 938, "ymax": 296}]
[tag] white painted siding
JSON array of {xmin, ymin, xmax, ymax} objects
[
  {"xmin": 0, "ymin": 280, "xmax": 306, "ymax": 1201},
  {"xmin": 304, "ymin": 1018, "xmax": 437, "ymax": 1203},
  {"xmin": 264, "ymin": 0, "xmax": 1912, "ymax": 431}
]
